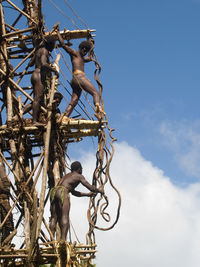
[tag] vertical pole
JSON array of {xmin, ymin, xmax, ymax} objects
[
  {"xmin": 0, "ymin": 4, "xmax": 20, "ymax": 179},
  {"xmin": 24, "ymin": 201, "xmax": 30, "ymax": 249},
  {"xmin": 36, "ymin": 54, "xmax": 60, "ymax": 239}
]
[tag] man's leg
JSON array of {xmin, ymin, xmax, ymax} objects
[
  {"xmin": 31, "ymin": 71, "xmax": 44, "ymax": 124},
  {"xmin": 60, "ymin": 196, "xmax": 70, "ymax": 241},
  {"xmin": 81, "ymin": 76, "xmax": 100, "ymax": 106},
  {"xmin": 65, "ymin": 82, "xmax": 81, "ymax": 117},
  {"xmin": 81, "ymin": 76, "xmax": 105, "ymax": 119},
  {"xmin": 49, "ymin": 201, "xmax": 58, "ymax": 238}
]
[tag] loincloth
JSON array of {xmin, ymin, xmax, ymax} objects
[
  {"xmin": 73, "ymin": 70, "xmax": 85, "ymax": 76},
  {"xmin": 44, "ymin": 72, "xmax": 52, "ymax": 93},
  {"xmin": 50, "ymin": 185, "xmax": 70, "ymax": 205}
]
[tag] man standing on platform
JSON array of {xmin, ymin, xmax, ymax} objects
[
  {"xmin": 29, "ymin": 36, "xmax": 59, "ymax": 126},
  {"xmin": 56, "ymin": 26, "xmax": 103, "ymax": 120},
  {"xmin": 49, "ymin": 161, "xmax": 104, "ymax": 241}
]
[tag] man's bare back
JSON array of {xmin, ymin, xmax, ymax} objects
[
  {"xmin": 57, "ymin": 169, "xmax": 100, "ymax": 194},
  {"xmin": 49, "ymin": 161, "xmax": 103, "ymax": 240}
]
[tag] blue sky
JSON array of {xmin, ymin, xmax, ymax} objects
[
  {"xmin": 4, "ymin": 1, "xmax": 200, "ymax": 266},
  {"xmin": 42, "ymin": 0, "xmax": 200, "ymax": 185},
  {"xmin": 42, "ymin": 1, "xmax": 200, "ymax": 266}
]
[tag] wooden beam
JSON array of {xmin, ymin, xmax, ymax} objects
[
  {"xmin": 2, "ymin": 27, "xmax": 36, "ymax": 38},
  {"xmin": 6, "ymin": 29, "xmax": 96, "ymax": 44},
  {"xmin": 36, "ymin": 54, "xmax": 61, "ymax": 240},
  {"xmin": 5, "ymin": 0, "xmax": 37, "ymax": 25},
  {"xmin": 51, "ymin": 29, "xmax": 96, "ymax": 41}
]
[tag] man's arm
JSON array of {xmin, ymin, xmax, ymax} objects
[
  {"xmin": 56, "ymin": 29, "xmax": 76, "ymax": 56},
  {"xmin": 71, "ymin": 189, "xmax": 96, "ymax": 197},
  {"xmin": 40, "ymin": 49, "xmax": 59, "ymax": 76},
  {"xmin": 83, "ymin": 56, "xmax": 92, "ymax": 63},
  {"xmin": 28, "ymin": 54, "xmax": 35, "ymax": 67},
  {"xmin": 80, "ymin": 175, "xmax": 104, "ymax": 194},
  {"xmin": 84, "ymin": 39, "xmax": 94, "ymax": 62}
]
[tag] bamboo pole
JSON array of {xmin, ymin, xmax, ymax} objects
[
  {"xmin": 24, "ymin": 202, "xmax": 30, "ymax": 249},
  {"xmin": 1, "ymin": 229, "xmax": 17, "ymax": 246},
  {"xmin": 36, "ymin": 54, "xmax": 61, "ymax": 239},
  {"xmin": 31, "ymin": 159, "xmax": 44, "ymax": 194},
  {"xmin": 51, "ymin": 29, "xmax": 96, "ymax": 41},
  {"xmin": 0, "ymin": 119, "xmax": 101, "ymax": 130},
  {"xmin": 0, "ymin": 4, "xmax": 23, "ymax": 202},
  {"xmin": 0, "ymin": 68, "xmax": 47, "ymax": 114},
  {"xmin": 0, "ymin": 151, "xmax": 21, "ymax": 183},
  {"xmin": 28, "ymin": 191, "xmax": 37, "ymax": 262},
  {"xmin": 6, "ymin": 29, "xmax": 96, "ymax": 44},
  {"xmin": 2, "ymin": 27, "xmax": 36, "ymax": 38},
  {"xmin": 11, "ymin": 12, "xmax": 23, "ymax": 29},
  {"xmin": 5, "ymin": 0, "xmax": 37, "ymax": 25},
  {"xmin": 12, "ymin": 48, "xmax": 35, "ymax": 75},
  {"xmin": 5, "ymin": 22, "xmax": 17, "ymax": 31}
]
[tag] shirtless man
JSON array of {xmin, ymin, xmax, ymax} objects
[
  {"xmin": 22, "ymin": 91, "xmax": 63, "ymax": 121},
  {"xmin": 49, "ymin": 161, "xmax": 104, "ymax": 241},
  {"xmin": 29, "ymin": 36, "xmax": 59, "ymax": 125},
  {"xmin": 56, "ymin": 26, "xmax": 103, "ymax": 120}
]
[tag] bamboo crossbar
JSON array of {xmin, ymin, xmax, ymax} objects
[
  {"xmin": 11, "ymin": 48, "xmax": 35, "ymax": 74},
  {"xmin": 52, "ymin": 29, "xmax": 96, "ymax": 41},
  {"xmin": 8, "ymin": 48, "xmax": 33, "ymax": 56},
  {"xmin": 6, "ymin": 29, "xmax": 96, "ymax": 45},
  {"xmin": 5, "ymin": 22, "xmax": 17, "ymax": 31},
  {"xmin": 61, "ymin": 119, "xmax": 102, "ymax": 129},
  {"xmin": 13, "ymin": 71, "xmax": 33, "ymax": 77},
  {"xmin": 0, "ymin": 119, "xmax": 101, "ymax": 131},
  {"xmin": 0, "ymin": 241, "xmax": 97, "ymax": 266},
  {"xmin": 2, "ymin": 27, "xmax": 36, "ymax": 38}
]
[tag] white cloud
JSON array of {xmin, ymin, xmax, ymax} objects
[
  {"xmin": 160, "ymin": 120, "xmax": 200, "ymax": 178},
  {"xmin": 68, "ymin": 142, "xmax": 200, "ymax": 267}
]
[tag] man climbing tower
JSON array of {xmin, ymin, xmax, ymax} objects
[
  {"xmin": 55, "ymin": 26, "xmax": 103, "ymax": 120},
  {"xmin": 49, "ymin": 161, "xmax": 104, "ymax": 241},
  {"xmin": 29, "ymin": 36, "xmax": 59, "ymax": 126}
]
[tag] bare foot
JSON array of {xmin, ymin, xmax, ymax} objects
[
  {"xmin": 57, "ymin": 112, "xmax": 70, "ymax": 123},
  {"xmin": 95, "ymin": 103, "xmax": 105, "ymax": 121},
  {"xmin": 94, "ymin": 112, "xmax": 103, "ymax": 121}
]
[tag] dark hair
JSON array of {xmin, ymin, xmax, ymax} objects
[
  {"xmin": 54, "ymin": 92, "xmax": 63, "ymax": 100},
  {"xmin": 79, "ymin": 41, "xmax": 92, "ymax": 51},
  {"xmin": 71, "ymin": 161, "xmax": 82, "ymax": 171},
  {"xmin": 44, "ymin": 35, "xmax": 55, "ymax": 48}
]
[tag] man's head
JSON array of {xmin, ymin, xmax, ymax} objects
[
  {"xmin": 71, "ymin": 161, "xmax": 82, "ymax": 174},
  {"xmin": 54, "ymin": 92, "xmax": 63, "ymax": 106},
  {"xmin": 79, "ymin": 41, "xmax": 92, "ymax": 56},
  {"xmin": 45, "ymin": 35, "xmax": 56, "ymax": 52}
]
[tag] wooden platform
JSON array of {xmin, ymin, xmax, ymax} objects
[
  {"xmin": 0, "ymin": 118, "xmax": 104, "ymax": 153},
  {"xmin": 0, "ymin": 241, "xmax": 97, "ymax": 266}
]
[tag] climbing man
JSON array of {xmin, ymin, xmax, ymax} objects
[
  {"xmin": 55, "ymin": 26, "xmax": 103, "ymax": 120},
  {"xmin": 49, "ymin": 161, "xmax": 104, "ymax": 241},
  {"xmin": 29, "ymin": 35, "xmax": 59, "ymax": 126}
]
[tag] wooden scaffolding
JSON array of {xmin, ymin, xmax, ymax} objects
[{"xmin": 0, "ymin": 1, "xmax": 121, "ymax": 266}]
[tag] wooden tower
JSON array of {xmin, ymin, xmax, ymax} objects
[{"xmin": 0, "ymin": 1, "xmax": 121, "ymax": 266}]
